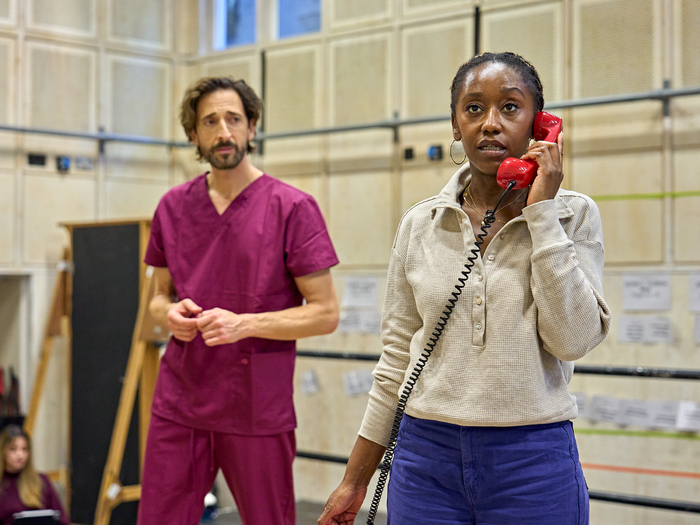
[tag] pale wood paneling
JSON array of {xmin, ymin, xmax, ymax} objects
[
  {"xmin": 482, "ymin": 1, "xmax": 564, "ymax": 102},
  {"xmin": 23, "ymin": 174, "xmax": 96, "ymax": 263},
  {"xmin": 265, "ymin": 45, "xmax": 319, "ymax": 133},
  {"xmin": 28, "ymin": 0, "xmax": 95, "ymax": 37},
  {"xmin": 102, "ymin": 180, "xmax": 169, "ymax": 220},
  {"xmin": 402, "ymin": 20, "xmax": 470, "ymax": 119},
  {"xmin": 673, "ymin": 148, "xmax": 700, "ymax": 261},
  {"xmin": 331, "ymin": 33, "xmax": 391, "ymax": 126},
  {"xmin": 0, "ymin": 0, "xmax": 14, "ymax": 24},
  {"xmin": 262, "ymin": 137, "xmax": 324, "ymax": 178},
  {"xmin": 107, "ymin": 54, "xmax": 171, "ymax": 138},
  {"xmin": 0, "ymin": 37, "xmax": 13, "ymax": 124},
  {"xmin": 572, "ymin": 151, "xmax": 664, "ymax": 264},
  {"xmin": 108, "ymin": 0, "xmax": 170, "ymax": 50},
  {"xmin": 328, "ymin": 171, "xmax": 394, "ymax": 266},
  {"xmin": 331, "ymin": 0, "xmax": 390, "ymax": 27},
  {"xmin": 103, "ymin": 143, "xmax": 171, "ymax": 182},
  {"xmin": 0, "ymin": 171, "xmax": 15, "ymax": 263},
  {"xmin": 574, "ymin": 0, "xmax": 661, "ymax": 98},
  {"xmin": 401, "ymin": 164, "xmax": 457, "ymax": 214},
  {"xmin": 201, "ymin": 54, "xmax": 261, "ymax": 94},
  {"xmin": 570, "ymin": 102, "xmax": 663, "ymax": 156},
  {"xmin": 0, "ymin": 131, "xmax": 15, "ymax": 170},
  {"xmin": 328, "ymin": 130, "xmax": 393, "ymax": 172},
  {"xmin": 679, "ymin": 0, "xmax": 700, "ymax": 87},
  {"xmin": 26, "ymin": 42, "xmax": 96, "ymax": 132}
]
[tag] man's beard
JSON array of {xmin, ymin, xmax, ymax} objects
[{"xmin": 202, "ymin": 140, "xmax": 246, "ymax": 170}]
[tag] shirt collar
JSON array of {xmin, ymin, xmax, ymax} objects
[{"xmin": 430, "ymin": 163, "xmax": 575, "ymax": 221}]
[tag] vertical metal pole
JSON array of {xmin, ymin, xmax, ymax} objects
[
  {"xmin": 474, "ymin": 5, "xmax": 481, "ymax": 56},
  {"xmin": 259, "ymin": 49, "xmax": 266, "ymax": 156}
]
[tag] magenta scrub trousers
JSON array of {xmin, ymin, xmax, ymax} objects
[
  {"xmin": 137, "ymin": 414, "xmax": 296, "ymax": 525},
  {"xmin": 387, "ymin": 415, "xmax": 589, "ymax": 524}
]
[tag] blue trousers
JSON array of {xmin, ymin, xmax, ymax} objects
[{"xmin": 387, "ymin": 415, "xmax": 589, "ymax": 525}]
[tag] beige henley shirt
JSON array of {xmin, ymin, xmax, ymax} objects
[{"xmin": 359, "ymin": 164, "xmax": 611, "ymax": 447}]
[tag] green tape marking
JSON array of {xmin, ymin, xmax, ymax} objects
[
  {"xmin": 590, "ymin": 190, "xmax": 700, "ymax": 202},
  {"xmin": 574, "ymin": 428, "xmax": 700, "ymax": 441}
]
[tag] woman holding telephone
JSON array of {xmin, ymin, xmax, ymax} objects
[{"xmin": 319, "ymin": 52, "xmax": 610, "ymax": 525}]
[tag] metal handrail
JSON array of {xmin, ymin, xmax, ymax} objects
[
  {"xmin": 2, "ymin": 85, "xmax": 699, "ymax": 146},
  {"xmin": 296, "ymin": 350, "xmax": 700, "ymax": 380}
]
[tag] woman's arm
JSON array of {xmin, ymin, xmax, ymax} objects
[
  {"xmin": 526, "ymin": 195, "xmax": 611, "ymax": 361},
  {"xmin": 317, "ymin": 436, "xmax": 386, "ymax": 525}
]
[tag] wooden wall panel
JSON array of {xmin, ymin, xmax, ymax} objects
[
  {"xmin": 102, "ymin": 180, "xmax": 168, "ymax": 219},
  {"xmin": 482, "ymin": 1, "xmax": 564, "ymax": 102},
  {"xmin": 673, "ymin": 148, "xmax": 700, "ymax": 261},
  {"xmin": 201, "ymin": 54, "xmax": 261, "ymax": 94},
  {"xmin": 332, "ymin": 0, "xmax": 390, "ymax": 26},
  {"xmin": 328, "ymin": 171, "xmax": 393, "ymax": 266},
  {"xmin": 572, "ymin": 151, "xmax": 664, "ymax": 263},
  {"xmin": 103, "ymin": 143, "xmax": 171, "ymax": 182},
  {"xmin": 403, "ymin": 0, "xmax": 472, "ymax": 14},
  {"xmin": 28, "ymin": 0, "xmax": 95, "ymax": 37},
  {"xmin": 574, "ymin": 0, "xmax": 661, "ymax": 98},
  {"xmin": 261, "ymin": 137, "xmax": 324, "ymax": 177},
  {"xmin": 108, "ymin": 0, "xmax": 170, "ymax": 49},
  {"xmin": 402, "ymin": 20, "xmax": 470, "ymax": 119},
  {"xmin": 0, "ymin": 37, "xmax": 13, "ymax": 124},
  {"xmin": 401, "ymin": 164, "xmax": 456, "ymax": 214},
  {"xmin": 331, "ymin": 34, "xmax": 391, "ymax": 126},
  {"xmin": 265, "ymin": 46, "xmax": 319, "ymax": 133},
  {"xmin": 23, "ymin": 174, "xmax": 95, "ymax": 263},
  {"xmin": 108, "ymin": 55, "xmax": 170, "ymax": 138},
  {"xmin": 26, "ymin": 42, "xmax": 95, "ymax": 132},
  {"xmin": 679, "ymin": 0, "xmax": 700, "ymax": 87},
  {"xmin": 0, "ymin": 172, "xmax": 14, "ymax": 263},
  {"xmin": 0, "ymin": 0, "xmax": 13, "ymax": 23}
]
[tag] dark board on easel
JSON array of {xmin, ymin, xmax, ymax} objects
[{"xmin": 71, "ymin": 224, "xmax": 141, "ymax": 525}]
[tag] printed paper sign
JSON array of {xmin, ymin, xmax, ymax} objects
[
  {"xmin": 339, "ymin": 311, "xmax": 362, "ymax": 333},
  {"xmin": 647, "ymin": 316, "xmax": 673, "ymax": 344},
  {"xmin": 618, "ymin": 400, "xmax": 652, "ymax": 428},
  {"xmin": 676, "ymin": 401, "xmax": 700, "ymax": 432},
  {"xmin": 572, "ymin": 393, "xmax": 588, "ymax": 418},
  {"xmin": 300, "ymin": 370, "xmax": 321, "ymax": 396},
  {"xmin": 339, "ymin": 310, "xmax": 382, "ymax": 335},
  {"xmin": 587, "ymin": 396, "xmax": 620, "ymax": 423},
  {"xmin": 622, "ymin": 274, "xmax": 671, "ymax": 311},
  {"xmin": 647, "ymin": 400, "xmax": 679, "ymax": 429},
  {"xmin": 343, "ymin": 277, "xmax": 379, "ymax": 308},
  {"xmin": 618, "ymin": 315, "xmax": 673, "ymax": 344},
  {"xmin": 342, "ymin": 370, "xmax": 375, "ymax": 397},
  {"xmin": 618, "ymin": 316, "xmax": 646, "ymax": 343},
  {"xmin": 690, "ymin": 275, "xmax": 700, "ymax": 313}
]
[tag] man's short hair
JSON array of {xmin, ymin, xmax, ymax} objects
[{"xmin": 179, "ymin": 77, "xmax": 263, "ymax": 156}]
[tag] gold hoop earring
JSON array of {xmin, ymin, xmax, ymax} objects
[{"xmin": 450, "ymin": 139, "xmax": 466, "ymax": 165}]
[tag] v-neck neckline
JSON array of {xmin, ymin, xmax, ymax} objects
[{"xmin": 203, "ymin": 172, "xmax": 266, "ymax": 218}]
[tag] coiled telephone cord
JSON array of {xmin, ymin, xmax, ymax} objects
[{"xmin": 366, "ymin": 181, "xmax": 516, "ymax": 524}]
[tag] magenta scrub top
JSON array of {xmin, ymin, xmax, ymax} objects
[{"xmin": 145, "ymin": 173, "xmax": 339, "ymax": 435}]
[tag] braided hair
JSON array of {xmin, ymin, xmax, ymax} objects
[{"xmin": 450, "ymin": 52, "xmax": 544, "ymax": 116}]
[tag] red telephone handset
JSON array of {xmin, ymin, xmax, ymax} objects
[{"xmin": 496, "ymin": 111, "xmax": 562, "ymax": 190}]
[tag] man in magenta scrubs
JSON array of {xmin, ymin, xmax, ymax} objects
[{"xmin": 137, "ymin": 77, "xmax": 340, "ymax": 525}]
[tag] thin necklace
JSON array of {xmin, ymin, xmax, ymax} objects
[{"xmin": 462, "ymin": 184, "xmax": 526, "ymax": 225}]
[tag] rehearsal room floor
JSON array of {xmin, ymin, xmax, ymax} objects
[{"xmin": 211, "ymin": 500, "xmax": 387, "ymax": 524}]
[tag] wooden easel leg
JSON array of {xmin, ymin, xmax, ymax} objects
[
  {"xmin": 93, "ymin": 274, "xmax": 153, "ymax": 525},
  {"xmin": 139, "ymin": 343, "xmax": 160, "ymax": 472}
]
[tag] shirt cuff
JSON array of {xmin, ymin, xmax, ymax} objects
[{"xmin": 522, "ymin": 199, "xmax": 571, "ymax": 253}]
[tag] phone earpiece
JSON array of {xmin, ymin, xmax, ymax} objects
[{"xmin": 496, "ymin": 111, "xmax": 562, "ymax": 190}]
